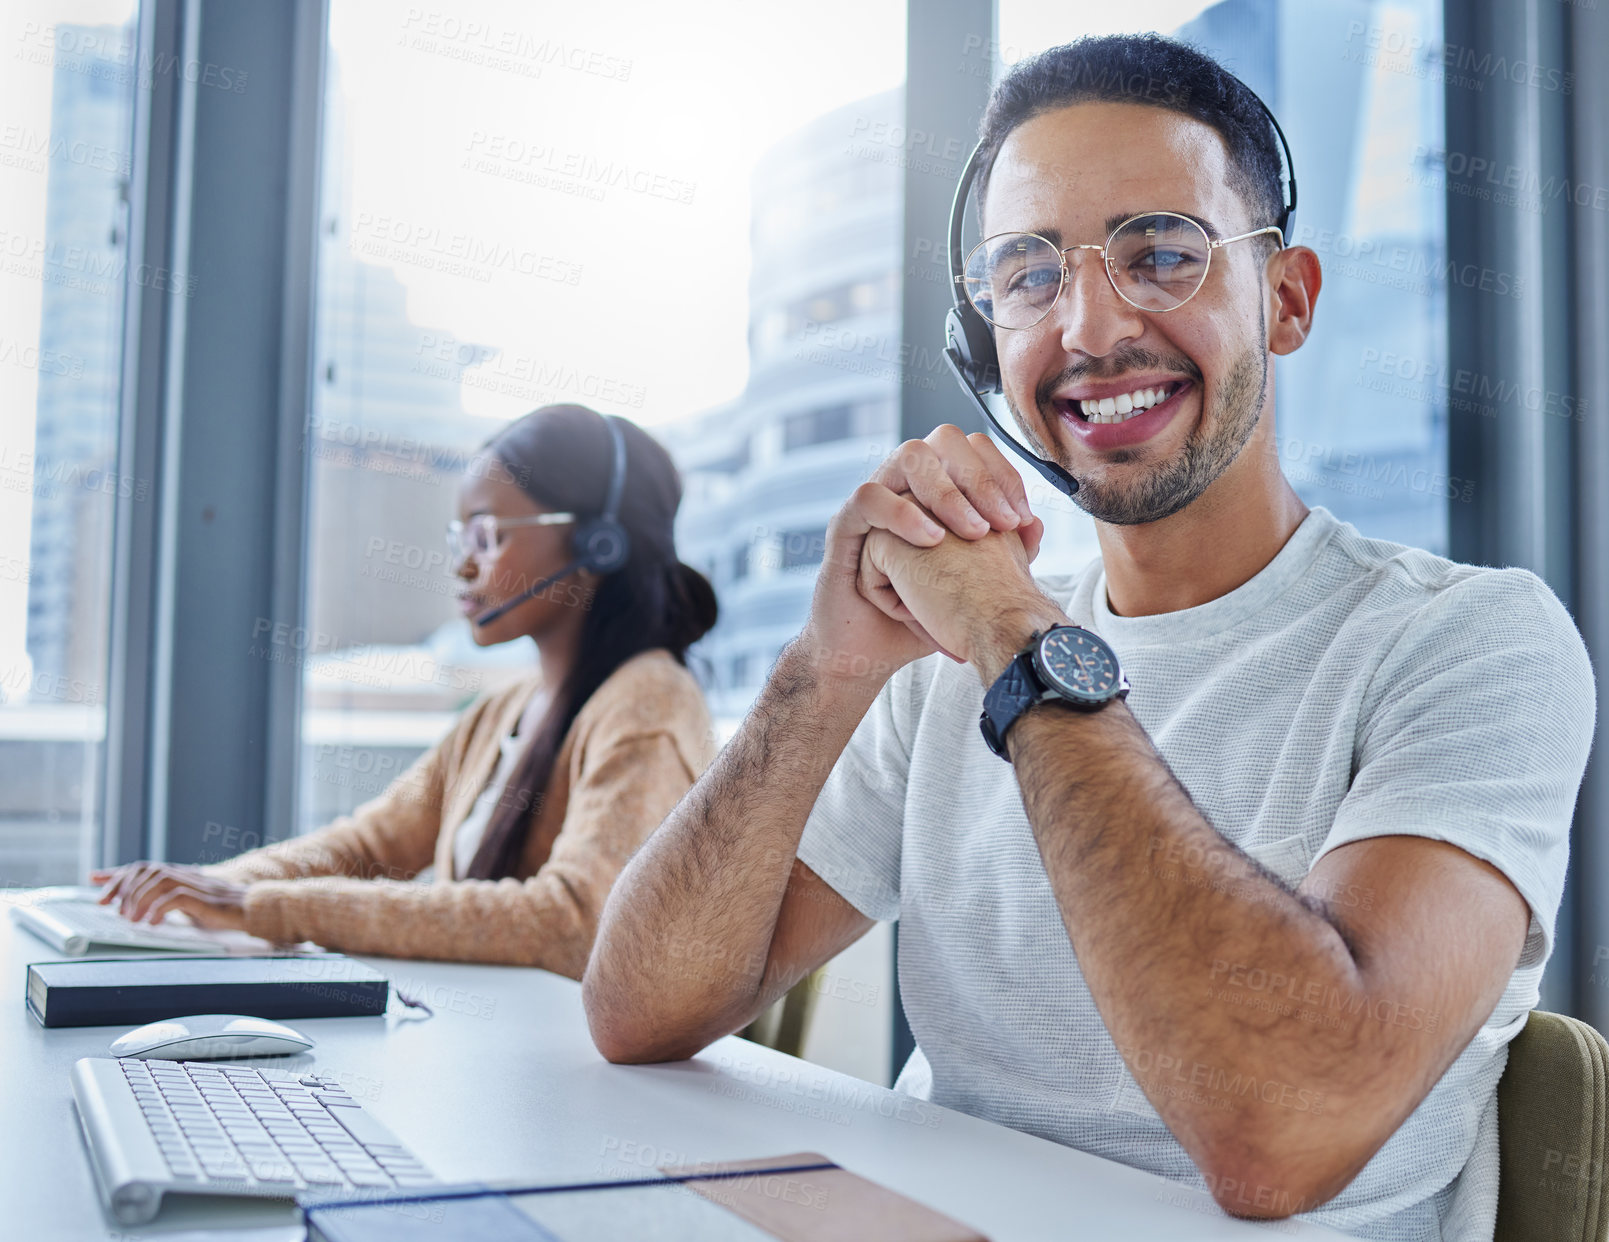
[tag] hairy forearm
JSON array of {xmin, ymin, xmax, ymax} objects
[
  {"xmin": 1009, "ymin": 699, "xmax": 1398, "ymax": 1212},
  {"xmin": 583, "ymin": 639, "xmax": 878, "ymax": 1061}
]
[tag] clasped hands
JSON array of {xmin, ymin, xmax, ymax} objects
[{"xmin": 822, "ymin": 425, "xmax": 1067, "ymax": 683}]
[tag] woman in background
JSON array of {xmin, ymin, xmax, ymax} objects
[{"xmin": 94, "ymin": 404, "xmax": 718, "ymax": 976}]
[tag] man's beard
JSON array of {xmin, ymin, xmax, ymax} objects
[{"xmin": 1007, "ymin": 316, "xmax": 1269, "ymax": 527}]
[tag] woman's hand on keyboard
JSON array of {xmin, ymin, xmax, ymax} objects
[{"xmin": 90, "ymin": 862, "xmax": 249, "ymax": 931}]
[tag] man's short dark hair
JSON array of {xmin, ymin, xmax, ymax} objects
[{"xmin": 976, "ymin": 34, "xmax": 1287, "ymax": 241}]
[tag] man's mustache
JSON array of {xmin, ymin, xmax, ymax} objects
[{"xmin": 1035, "ymin": 348, "xmax": 1203, "ymax": 407}]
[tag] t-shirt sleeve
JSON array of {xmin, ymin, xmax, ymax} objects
[
  {"xmin": 794, "ymin": 660, "xmax": 924, "ymax": 922},
  {"xmin": 1314, "ymin": 568, "xmax": 1597, "ymax": 967}
]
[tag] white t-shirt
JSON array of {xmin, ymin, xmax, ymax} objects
[{"xmin": 796, "ymin": 506, "xmax": 1596, "ymax": 1241}]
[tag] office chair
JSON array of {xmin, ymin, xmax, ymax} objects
[{"xmin": 1496, "ymin": 1009, "xmax": 1609, "ymax": 1241}]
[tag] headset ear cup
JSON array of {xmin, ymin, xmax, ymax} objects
[
  {"xmin": 573, "ymin": 517, "xmax": 630, "ymax": 575},
  {"xmin": 944, "ymin": 305, "xmax": 1002, "ymax": 395}
]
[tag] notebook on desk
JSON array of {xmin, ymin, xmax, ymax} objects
[
  {"xmin": 28, "ymin": 954, "xmax": 389, "ymax": 1027},
  {"xmin": 302, "ymin": 1153, "xmax": 990, "ymax": 1242}
]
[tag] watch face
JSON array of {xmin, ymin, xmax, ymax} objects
[{"xmin": 1035, "ymin": 627, "xmax": 1123, "ymax": 704}]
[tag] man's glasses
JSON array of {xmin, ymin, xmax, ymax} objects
[
  {"xmin": 961, "ymin": 210, "xmax": 1284, "ymax": 330},
  {"xmin": 446, "ymin": 512, "xmax": 575, "ymax": 562}
]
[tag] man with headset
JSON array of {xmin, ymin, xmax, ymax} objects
[{"xmin": 585, "ymin": 35, "xmax": 1595, "ymax": 1239}]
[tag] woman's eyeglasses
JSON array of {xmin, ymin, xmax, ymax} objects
[
  {"xmin": 960, "ymin": 210, "xmax": 1284, "ymax": 329},
  {"xmin": 446, "ymin": 512, "xmax": 575, "ymax": 562}
]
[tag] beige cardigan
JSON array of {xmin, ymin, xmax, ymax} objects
[{"xmin": 204, "ymin": 649, "xmax": 716, "ymax": 978}]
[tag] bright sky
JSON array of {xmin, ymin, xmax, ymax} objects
[{"xmin": 327, "ymin": 0, "xmax": 907, "ymax": 429}]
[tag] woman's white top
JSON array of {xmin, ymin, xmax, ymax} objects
[{"xmin": 452, "ymin": 685, "xmax": 548, "ymax": 878}]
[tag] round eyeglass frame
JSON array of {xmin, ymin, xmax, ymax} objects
[
  {"xmin": 446, "ymin": 512, "xmax": 576, "ymax": 563},
  {"xmin": 960, "ymin": 210, "xmax": 1286, "ymax": 330}
]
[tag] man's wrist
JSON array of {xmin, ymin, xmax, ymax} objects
[
  {"xmin": 776, "ymin": 633, "xmax": 891, "ymax": 718},
  {"xmin": 971, "ymin": 600, "xmax": 1072, "ymax": 686}
]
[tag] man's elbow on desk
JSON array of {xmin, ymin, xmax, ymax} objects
[
  {"xmin": 1198, "ymin": 1147, "xmax": 1359, "ymax": 1222},
  {"xmin": 585, "ymin": 1014, "xmax": 712, "ymax": 1066},
  {"xmin": 581, "ymin": 969, "xmax": 728, "ymax": 1066},
  {"xmin": 1189, "ymin": 1075, "xmax": 1409, "ymax": 1221}
]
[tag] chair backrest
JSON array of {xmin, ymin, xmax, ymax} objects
[
  {"xmin": 1497, "ymin": 1009, "xmax": 1609, "ymax": 1242},
  {"xmin": 738, "ymin": 968, "xmax": 824, "ymax": 1060}
]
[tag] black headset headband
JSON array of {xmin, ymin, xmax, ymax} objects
[
  {"xmin": 941, "ymin": 86, "xmax": 1298, "ymax": 500},
  {"xmin": 599, "ymin": 413, "xmax": 627, "ymax": 527}
]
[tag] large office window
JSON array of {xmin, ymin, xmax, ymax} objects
[
  {"xmin": 300, "ymin": 0, "xmax": 907, "ymax": 827},
  {"xmin": 996, "ymin": 0, "xmax": 1449, "ymax": 557},
  {"xmin": 0, "ymin": 1, "xmax": 139, "ymax": 886}
]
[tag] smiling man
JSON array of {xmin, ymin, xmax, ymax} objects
[{"xmin": 583, "ymin": 35, "xmax": 1597, "ymax": 1240}]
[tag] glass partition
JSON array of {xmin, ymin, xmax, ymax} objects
[
  {"xmin": 0, "ymin": 0, "xmax": 139, "ymax": 886},
  {"xmin": 303, "ymin": 0, "xmax": 907, "ymax": 820}
]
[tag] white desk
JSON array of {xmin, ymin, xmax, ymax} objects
[{"xmin": 0, "ymin": 901, "xmax": 1351, "ymax": 1241}]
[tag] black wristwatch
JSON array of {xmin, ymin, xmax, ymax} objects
[{"xmin": 979, "ymin": 625, "xmax": 1129, "ymax": 760}]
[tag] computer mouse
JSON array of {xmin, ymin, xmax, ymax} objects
[{"xmin": 108, "ymin": 1014, "xmax": 315, "ymax": 1060}]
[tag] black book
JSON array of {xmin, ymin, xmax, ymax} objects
[{"xmin": 25, "ymin": 954, "xmax": 389, "ymax": 1028}]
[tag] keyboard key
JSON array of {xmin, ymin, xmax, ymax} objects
[
  {"xmin": 295, "ymin": 1166, "xmax": 346, "ymax": 1187},
  {"xmin": 248, "ymin": 1160, "xmax": 298, "ymax": 1184},
  {"xmin": 325, "ymin": 1103, "xmax": 400, "ymax": 1149}
]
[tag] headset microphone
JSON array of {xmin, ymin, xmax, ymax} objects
[
  {"xmin": 472, "ymin": 413, "xmax": 632, "ymax": 628},
  {"xmin": 944, "ymin": 139, "xmax": 1079, "ymax": 499},
  {"xmin": 471, "ymin": 557, "xmax": 587, "ymax": 627}
]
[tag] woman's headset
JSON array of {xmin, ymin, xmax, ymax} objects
[
  {"xmin": 472, "ymin": 413, "xmax": 632, "ymax": 626},
  {"xmin": 941, "ymin": 91, "xmax": 1298, "ymax": 499},
  {"xmin": 571, "ymin": 413, "xmax": 631, "ymax": 575}
]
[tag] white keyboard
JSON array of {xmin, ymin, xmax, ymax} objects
[
  {"xmin": 72, "ymin": 1057, "xmax": 438, "ymax": 1225},
  {"xmin": 12, "ymin": 896, "xmax": 276, "ymax": 954}
]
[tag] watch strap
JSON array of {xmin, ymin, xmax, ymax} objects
[{"xmin": 979, "ymin": 649, "xmax": 1043, "ymax": 760}]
